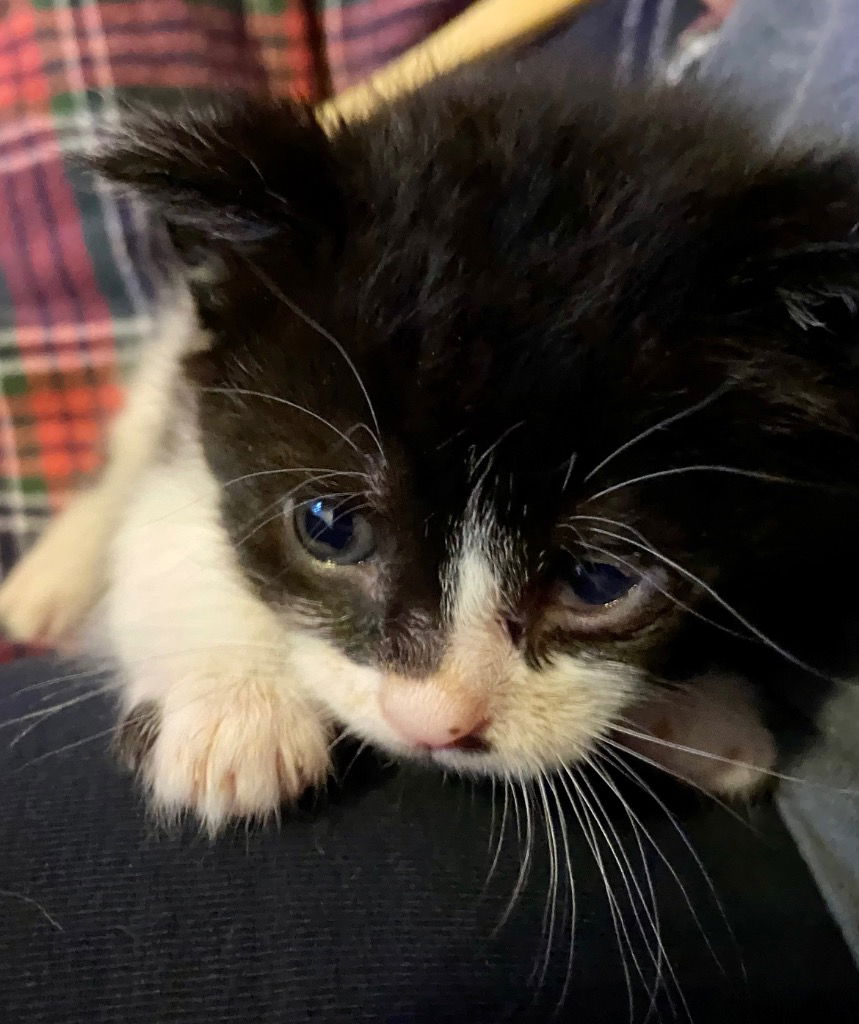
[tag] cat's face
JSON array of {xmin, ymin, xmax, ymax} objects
[{"xmin": 97, "ymin": 74, "xmax": 859, "ymax": 777}]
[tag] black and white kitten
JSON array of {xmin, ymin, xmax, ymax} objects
[{"xmin": 3, "ymin": 69, "xmax": 859, "ymax": 830}]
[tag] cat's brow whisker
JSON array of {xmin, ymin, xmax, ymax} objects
[
  {"xmin": 242, "ymin": 258, "xmax": 386, "ymax": 465},
  {"xmin": 585, "ymin": 463, "xmax": 827, "ymax": 505},
  {"xmin": 221, "ymin": 467, "xmax": 371, "ymax": 489},
  {"xmin": 202, "ymin": 386, "xmax": 365, "ymax": 459},
  {"xmin": 470, "ymin": 421, "xmax": 525, "ymax": 480},
  {"xmin": 584, "ymin": 384, "xmax": 731, "ymax": 483},
  {"xmin": 588, "ymin": 525, "xmax": 830, "ymax": 682},
  {"xmin": 562, "ymin": 451, "xmax": 578, "ymax": 492}
]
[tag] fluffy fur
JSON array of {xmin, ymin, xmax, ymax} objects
[{"xmin": 4, "ymin": 67, "xmax": 859, "ymax": 830}]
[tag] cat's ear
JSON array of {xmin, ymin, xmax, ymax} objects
[
  {"xmin": 716, "ymin": 152, "xmax": 859, "ymax": 341},
  {"xmin": 87, "ymin": 98, "xmax": 342, "ymax": 260}
]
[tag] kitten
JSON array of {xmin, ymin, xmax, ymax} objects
[{"xmin": 3, "ymin": 68, "xmax": 859, "ymax": 831}]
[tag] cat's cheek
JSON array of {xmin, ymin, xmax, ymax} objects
[
  {"xmin": 460, "ymin": 654, "xmax": 644, "ymax": 777},
  {"xmin": 285, "ymin": 630, "xmax": 418, "ymax": 755}
]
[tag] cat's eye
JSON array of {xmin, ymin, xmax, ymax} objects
[
  {"xmin": 293, "ymin": 499, "xmax": 375, "ymax": 565},
  {"xmin": 567, "ymin": 561, "xmax": 638, "ymax": 605},
  {"xmin": 550, "ymin": 557, "xmax": 659, "ymax": 635}
]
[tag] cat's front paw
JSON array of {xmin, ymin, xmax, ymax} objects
[
  {"xmin": 621, "ymin": 674, "xmax": 777, "ymax": 798},
  {"xmin": 117, "ymin": 678, "xmax": 332, "ymax": 832},
  {"xmin": 0, "ymin": 490, "xmax": 109, "ymax": 645}
]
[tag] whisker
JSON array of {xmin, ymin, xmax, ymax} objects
[
  {"xmin": 598, "ymin": 744, "xmax": 743, "ymax": 979},
  {"xmin": 546, "ymin": 772, "xmax": 577, "ymax": 1013},
  {"xmin": 202, "ymin": 386, "xmax": 365, "ymax": 458},
  {"xmin": 484, "ymin": 775, "xmax": 510, "ymax": 889},
  {"xmin": 494, "ymin": 775, "xmax": 533, "ymax": 934},
  {"xmin": 588, "ymin": 526, "xmax": 830, "ymax": 681},
  {"xmin": 6, "ymin": 686, "xmax": 112, "ymax": 749},
  {"xmin": 572, "ymin": 765, "xmax": 668, "ymax": 1004},
  {"xmin": 243, "ymin": 259, "xmax": 386, "ymax": 464},
  {"xmin": 14, "ymin": 726, "xmax": 118, "ymax": 770},
  {"xmin": 532, "ymin": 772, "xmax": 560, "ymax": 994},
  {"xmin": 585, "ymin": 758, "xmax": 694, "ymax": 1017},
  {"xmin": 610, "ymin": 724, "xmax": 859, "ymax": 794},
  {"xmin": 586, "ymin": 463, "xmax": 826, "ymax": 505},
  {"xmin": 237, "ymin": 489, "xmax": 360, "ymax": 548},
  {"xmin": 556, "ymin": 766, "xmax": 636, "ymax": 1022},
  {"xmin": 470, "ymin": 421, "xmax": 525, "ymax": 479},
  {"xmin": 221, "ymin": 467, "xmax": 371, "ymax": 489},
  {"xmin": 606, "ymin": 723, "xmax": 758, "ymax": 830},
  {"xmin": 584, "ymin": 385, "xmax": 731, "ymax": 482}
]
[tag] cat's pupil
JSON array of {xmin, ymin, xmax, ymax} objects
[
  {"xmin": 570, "ymin": 562, "xmax": 636, "ymax": 605},
  {"xmin": 305, "ymin": 500, "xmax": 353, "ymax": 550}
]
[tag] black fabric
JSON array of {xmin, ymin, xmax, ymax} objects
[{"xmin": 0, "ymin": 658, "xmax": 857, "ymax": 1023}]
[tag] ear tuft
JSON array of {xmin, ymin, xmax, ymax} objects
[{"xmin": 87, "ymin": 98, "xmax": 342, "ymax": 252}]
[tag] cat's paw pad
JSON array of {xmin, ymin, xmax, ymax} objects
[{"xmin": 120, "ymin": 682, "xmax": 331, "ymax": 831}]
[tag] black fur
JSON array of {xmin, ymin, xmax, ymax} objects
[{"xmin": 93, "ymin": 68, "xmax": 859, "ymax": 756}]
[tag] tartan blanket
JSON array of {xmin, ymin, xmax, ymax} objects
[{"xmin": 0, "ymin": 0, "xmax": 469, "ymax": 585}]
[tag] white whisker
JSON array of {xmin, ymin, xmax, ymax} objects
[
  {"xmin": 243, "ymin": 259, "xmax": 386, "ymax": 464},
  {"xmin": 589, "ymin": 526, "xmax": 829, "ymax": 681},
  {"xmin": 555, "ymin": 767, "xmax": 636, "ymax": 1022},
  {"xmin": 546, "ymin": 773, "xmax": 577, "ymax": 1013},
  {"xmin": 586, "ymin": 463, "xmax": 821, "ymax": 505},
  {"xmin": 221, "ymin": 467, "xmax": 370, "ymax": 489},
  {"xmin": 573, "ymin": 530, "xmax": 748, "ymax": 642},
  {"xmin": 532, "ymin": 772, "xmax": 560, "ymax": 993},
  {"xmin": 202, "ymin": 386, "xmax": 365, "ymax": 458},
  {"xmin": 599, "ymin": 744, "xmax": 742, "ymax": 979},
  {"xmin": 584, "ymin": 385, "xmax": 730, "ymax": 482}
]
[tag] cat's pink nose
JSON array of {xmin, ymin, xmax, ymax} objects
[{"xmin": 380, "ymin": 678, "xmax": 490, "ymax": 750}]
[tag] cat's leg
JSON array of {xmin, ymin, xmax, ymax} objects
[
  {"xmin": 0, "ymin": 299, "xmax": 200, "ymax": 646},
  {"xmin": 108, "ymin": 422, "xmax": 331, "ymax": 832},
  {"xmin": 620, "ymin": 674, "xmax": 777, "ymax": 797}
]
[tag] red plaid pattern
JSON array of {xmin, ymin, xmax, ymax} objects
[{"xmin": 0, "ymin": 0, "xmax": 473, "ymax": 659}]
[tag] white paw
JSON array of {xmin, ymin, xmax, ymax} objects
[
  {"xmin": 621, "ymin": 674, "xmax": 777, "ymax": 798},
  {"xmin": 118, "ymin": 674, "xmax": 332, "ymax": 831},
  {"xmin": 0, "ymin": 490, "xmax": 109, "ymax": 645}
]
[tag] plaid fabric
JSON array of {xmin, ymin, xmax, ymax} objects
[
  {"xmin": 0, "ymin": 0, "xmax": 472, "ymax": 659},
  {"xmin": 0, "ymin": 1, "xmax": 469, "ymax": 556}
]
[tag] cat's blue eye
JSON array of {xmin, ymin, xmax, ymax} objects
[
  {"xmin": 568, "ymin": 561, "xmax": 638, "ymax": 605},
  {"xmin": 294, "ymin": 499, "xmax": 375, "ymax": 565}
]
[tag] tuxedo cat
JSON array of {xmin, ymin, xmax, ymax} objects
[{"xmin": 3, "ymin": 68, "xmax": 858, "ymax": 831}]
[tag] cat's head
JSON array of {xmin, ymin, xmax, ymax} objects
[{"xmin": 94, "ymin": 74, "xmax": 859, "ymax": 778}]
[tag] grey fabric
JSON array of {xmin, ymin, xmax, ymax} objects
[
  {"xmin": 778, "ymin": 690, "xmax": 859, "ymax": 968},
  {"xmin": 695, "ymin": 0, "xmax": 859, "ymax": 967},
  {"xmin": 700, "ymin": 0, "xmax": 859, "ymax": 143}
]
